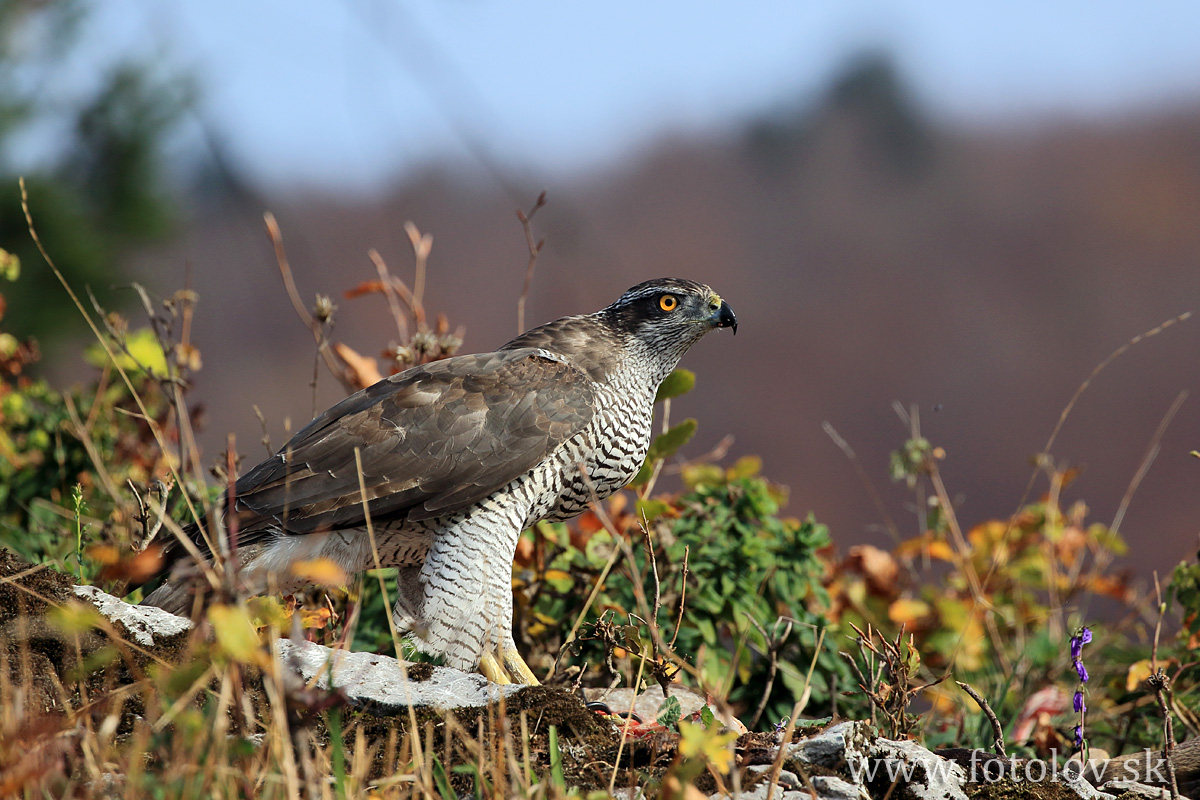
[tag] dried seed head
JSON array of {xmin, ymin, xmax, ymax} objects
[
  {"xmin": 411, "ymin": 330, "xmax": 438, "ymax": 356},
  {"xmin": 313, "ymin": 294, "xmax": 336, "ymax": 323}
]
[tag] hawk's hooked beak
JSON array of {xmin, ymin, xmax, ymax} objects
[{"xmin": 709, "ymin": 297, "xmax": 738, "ymax": 334}]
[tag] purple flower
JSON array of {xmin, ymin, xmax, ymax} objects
[
  {"xmin": 1071, "ymin": 627, "xmax": 1092, "ymax": 683},
  {"xmin": 1070, "ymin": 626, "xmax": 1092, "ymax": 754},
  {"xmin": 1069, "ymin": 628, "xmax": 1093, "ymax": 661}
]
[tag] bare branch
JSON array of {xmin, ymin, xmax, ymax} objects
[
  {"xmin": 263, "ymin": 212, "xmax": 353, "ymax": 393},
  {"xmin": 956, "ymin": 681, "xmax": 1006, "ymax": 757},
  {"xmin": 516, "ymin": 191, "xmax": 547, "ymax": 334}
]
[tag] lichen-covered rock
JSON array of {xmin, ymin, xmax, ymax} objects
[
  {"xmin": 864, "ymin": 737, "xmax": 968, "ymax": 800},
  {"xmin": 808, "ymin": 775, "xmax": 869, "ymax": 800},
  {"xmin": 73, "ymin": 585, "xmax": 192, "ymax": 646},
  {"xmin": 274, "ymin": 638, "xmax": 524, "ymax": 711},
  {"xmin": 786, "ymin": 720, "xmax": 873, "ymax": 771}
]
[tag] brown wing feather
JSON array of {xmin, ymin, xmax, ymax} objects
[{"xmin": 230, "ymin": 347, "xmax": 595, "ymax": 539}]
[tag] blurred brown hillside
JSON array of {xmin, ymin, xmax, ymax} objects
[{"xmin": 115, "ymin": 62, "xmax": 1200, "ymax": 582}]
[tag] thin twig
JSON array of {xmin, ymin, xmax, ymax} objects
[
  {"xmin": 1148, "ymin": 574, "xmax": 1180, "ymax": 799},
  {"xmin": 956, "ymin": 681, "xmax": 1006, "ymax": 757},
  {"xmin": 402, "ymin": 222, "xmax": 430, "ymax": 327},
  {"xmin": 516, "ymin": 192, "xmax": 547, "ymax": 334},
  {"xmin": 746, "ymin": 615, "xmax": 794, "ymax": 730},
  {"xmin": 822, "ymin": 421, "xmax": 903, "ymax": 545},
  {"xmin": 669, "ymin": 545, "xmax": 689, "ymax": 649},
  {"xmin": 1080, "ymin": 392, "xmax": 1188, "ymax": 627},
  {"xmin": 765, "ymin": 700, "xmax": 806, "ymax": 800},
  {"xmin": 22, "ymin": 178, "xmax": 209, "ymax": 549},
  {"xmin": 368, "ymin": 248, "xmax": 412, "ymax": 342},
  {"xmin": 1152, "ymin": 571, "xmax": 1166, "ymax": 673},
  {"xmin": 263, "ymin": 212, "xmax": 352, "ymax": 393}
]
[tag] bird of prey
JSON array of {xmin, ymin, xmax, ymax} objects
[{"xmin": 143, "ymin": 278, "xmax": 736, "ymax": 684}]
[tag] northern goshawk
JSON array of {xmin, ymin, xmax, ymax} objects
[{"xmin": 142, "ymin": 278, "xmax": 736, "ymax": 684}]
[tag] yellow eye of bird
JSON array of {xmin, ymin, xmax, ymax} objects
[{"xmin": 659, "ymin": 294, "xmax": 678, "ymax": 311}]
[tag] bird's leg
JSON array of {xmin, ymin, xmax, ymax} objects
[
  {"xmin": 479, "ymin": 652, "xmax": 512, "ymax": 685},
  {"xmin": 503, "ymin": 648, "xmax": 540, "ymax": 686},
  {"xmin": 479, "ymin": 640, "xmax": 539, "ymax": 685}
]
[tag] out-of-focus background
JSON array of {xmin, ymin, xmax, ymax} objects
[{"xmin": 5, "ymin": 1, "xmax": 1200, "ymax": 581}]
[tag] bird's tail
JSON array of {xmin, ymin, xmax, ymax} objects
[{"xmin": 135, "ymin": 514, "xmax": 236, "ymax": 614}]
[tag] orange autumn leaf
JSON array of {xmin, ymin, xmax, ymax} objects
[
  {"xmin": 1087, "ymin": 573, "xmax": 1132, "ymax": 601},
  {"xmin": 1055, "ymin": 525, "xmax": 1088, "ymax": 565},
  {"xmin": 576, "ymin": 510, "xmax": 604, "ymax": 536},
  {"xmin": 94, "ymin": 544, "xmax": 165, "ymax": 585},
  {"xmin": 343, "ymin": 279, "xmax": 387, "ymax": 299},
  {"xmin": 888, "ymin": 597, "xmax": 932, "ymax": 626},
  {"xmin": 968, "ymin": 520, "xmax": 1011, "ymax": 549},
  {"xmin": 895, "ymin": 533, "xmax": 956, "ymax": 562},
  {"xmin": 513, "ymin": 535, "xmax": 535, "ymax": 567},
  {"xmin": 300, "ymin": 607, "xmax": 333, "ymax": 630},
  {"xmin": 1126, "ymin": 659, "xmax": 1154, "ymax": 691},
  {"xmin": 333, "ymin": 341, "xmax": 383, "ymax": 389},
  {"xmin": 846, "ymin": 545, "xmax": 899, "ymax": 597}
]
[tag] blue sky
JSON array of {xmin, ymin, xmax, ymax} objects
[{"xmin": 23, "ymin": 1, "xmax": 1200, "ymax": 191}]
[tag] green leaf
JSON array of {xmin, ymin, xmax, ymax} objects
[
  {"xmin": 0, "ymin": 247, "xmax": 19, "ymax": 281},
  {"xmin": 656, "ymin": 695, "xmax": 683, "ymax": 730},
  {"xmin": 548, "ymin": 724, "xmax": 565, "ymax": 790},
  {"xmin": 328, "ymin": 708, "xmax": 348, "ymax": 800},
  {"xmin": 647, "ymin": 418, "xmax": 698, "ymax": 462},
  {"xmin": 431, "ymin": 756, "xmax": 455, "ymax": 800},
  {"xmin": 84, "ymin": 327, "xmax": 169, "ymax": 376},
  {"xmin": 630, "ymin": 419, "xmax": 698, "ymax": 486},
  {"xmin": 726, "ymin": 455, "xmax": 762, "ymax": 480},
  {"xmin": 1089, "ymin": 524, "xmax": 1127, "ymax": 556},
  {"xmin": 681, "ymin": 462, "xmax": 724, "ymax": 488},
  {"xmin": 655, "ymin": 368, "xmax": 695, "ymax": 402},
  {"xmin": 635, "ymin": 497, "xmax": 671, "ymax": 522},
  {"xmin": 677, "ymin": 719, "xmax": 738, "ymax": 774}
]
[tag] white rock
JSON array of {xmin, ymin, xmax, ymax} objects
[
  {"xmin": 864, "ymin": 738, "xmax": 968, "ymax": 800},
  {"xmin": 786, "ymin": 720, "xmax": 871, "ymax": 770},
  {"xmin": 74, "ymin": 585, "xmax": 192, "ymax": 646},
  {"xmin": 809, "ymin": 775, "xmax": 870, "ymax": 799},
  {"xmin": 275, "ymin": 638, "xmax": 524, "ymax": 710},
  {"xmin": 744, "ymin": 765, "xmax": 802, "ymax": 790},
  {"xmin": 1059, "ymin": 771, "xmax": 1116, "ymax": 800},
  {"xmin": 1098, "ymin": 780, "xmax": 1183, "ymax": 799},
  {"xmin": 74, "ymin": 585, "xmax": 529, "ymax": 711}
]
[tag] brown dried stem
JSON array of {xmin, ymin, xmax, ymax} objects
[
  {"xmin": 956, "ymin": 681, "xmax": 1006, "ymax": 757},
  {"xmin": 263, "ymin": 212, "xmax": 353, "ymax": 394},
  {"xmin": 516, "ymin": 191, "xmax": 547, "ymax": 334}
]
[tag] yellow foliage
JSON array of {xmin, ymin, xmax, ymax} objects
[
  {"xmin": 208, "ymin": 604, "xmax": 262, "ymax": 664},
  {"xmin": 290, "ymin": 557, "xmax": 349, "ymax": 587},
  {"xmin": 48, "ymin": 601, "xmax": 106, "ymax": 635},
  {"xmin": 85, "ymin": 328, "xmax": 169, "ymax": 376},
  {"xmin": 888, "ymin": 597, "xmax": 932, "ymax": 626},
  {"xmin": 1126, "ymin": 659, "xmax": 1154, "ymax": 692},
  {"xmin": 676, "ymin": 720, "xmax": 738, "ymax": 775}
]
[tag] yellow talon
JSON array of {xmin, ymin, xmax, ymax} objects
[
  {"xmin": 478, "ymin": 649, "xmax": 540, "ymax": 685},
  {"xmin": 479, "ymin": 653, "xmax": 511, "ymax": 684},
  {"xmin": 504, "ymin": 648, "xmax": 540, "ymax": 686}
]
